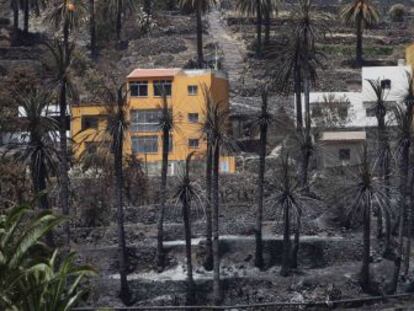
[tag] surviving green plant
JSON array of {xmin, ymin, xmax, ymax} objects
[{"xmin": 0, "ymin": 205, "xmax": 95, "ymax": 310}]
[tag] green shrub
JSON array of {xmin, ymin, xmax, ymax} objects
[{"xmin": 389, "ymin": 4, "xmax": 406, "ymax": 22}]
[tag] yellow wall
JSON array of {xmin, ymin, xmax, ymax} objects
[
  {"xmin": 71, "ymin": 70, "xmax": 236, "ymax": 173},
  {"xmin": 406, "ymin": 44, "xmax": 414, "ymax": 70}
]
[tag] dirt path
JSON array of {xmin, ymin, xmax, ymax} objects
[{"xmin": 207, "ymin": 8, "xmax": 246, "ymax": 95}]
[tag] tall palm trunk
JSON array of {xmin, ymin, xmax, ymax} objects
[
  {"xmin": 390, "ymin": 134, "xmax": 410, "ymax": 293},
  {"xmin": 196, "ymin": 2, "xmax": 204, "ymax": 68},
  {"xmin": 404, "ymin": 169, "xmax": 414, "ymax": 276},
  {"xmin": 31, "ymin": 153, "xmax": 54, "ymax": 246},
  {"xmin": 182, "ymin": 194, "xmax": 195, "ymax": 305},
  {"xmin": 356, "ymin": 12, "xmax": 363, "ymax": 66},
  {"xmin": 59, "ymin": 18, "xmax": 71, "ymax": 245},
  {"xmin": 89, "ymin": 0, "xmax": 97, "ymax": 58},
  {"xmin": 290, "ymin": 216, "xmax": 300, "ymax": 269},
  {"xmin": 377, "ymin": 106, "xmax": 390, "ymax": 244},
  {"xmin": 212, "ymin": 143, "xmax": 222, "ymax": 304},
  {"xmin": 58, "ymin": 77, "xmax": 71, "ymax": 245},
  {"xmin": 294, "ymin": 63, "xmax": 303, "ymax": 130},
  {"xmin": 301, "ymin": 78, "xmax": 311, "ymax": 192},
  {"xmin": 255, "ymin": 0, "xmax": 262, "ymax": 57},
  {"xmin": 255, "ymin": 91, "xmax": 268, "ymax": 270},
  {"xmin": 116, "ymin": 0, "xmax": 122, "ymax": 41},
  {"xmin": 360, "ymin": 198, "xmax": 371, "ymax": 291},
  {"xmin": 157, "ymin": 128, "xmax": 170, "ymax": 271},
  {"xmin": 114, "ymin": 135, "xmax": 130, "ymax": 303},
  {"xmin": 23, "ymin": 0, "xmax": 29, "ymax": 34},
  {"xmin": 280, "ymin": 201, "xmax": 290, "ymax": 276},
  {"xmin": 12, "ymin": 1, "xmax": 19, "ymax": 32},
  {"xmin": 204, "ymin": 141, "xmax": 213, "ymax": 271},
  {"xmin": 264, "ymin": 0, "xmax": 271, "ymax": 46}
]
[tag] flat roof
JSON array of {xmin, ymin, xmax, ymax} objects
[
  {"xmin": 320, "ymin": 131, "xmax": 366, "ymax": 142},
  {"xmin": 127, "ymin": 68, "xmax": 182, "ymax": 79}
]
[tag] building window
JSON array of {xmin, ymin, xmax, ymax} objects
[
  {"xmin": 311, "ymin": 106, "xmax": 322, "ymax": 117},
  {"xmin": 130, "ymin": 109, "xmax": 162, "ymax": 132},
  {"xmin": 130, "ymin": 81, "xmax": 148, "ymax": 97},
  {"xmin": 188, "ymin": 139, "xmax": 199, "ymax": 149},
  {"xmin": 154, "ymin": 80, "xmax": 172, "ymax": 97},
  {"xmin": 82, "ymin": 116, "xmax": 99, "ymax": 131},
  {"xmin": 366, "ymin": 107, "xmax": 376, "ymax": 117},
  {"xmin": 338, "ymin": 106, "xmax": 348, "ymax": 119},
  {"xmin": 188, "ymin": 85, "xmax": 198, "ymax": 96},
  {"xmin": 381, "ymin": 79, "xmax": 391, "ymax": 89},
  {"xmin": 188, "ymin": 113, "xmax": 199, "ymax": 123},
  {"xmin": 132, "ymin": 136, "xmax": 158, "ymax": 153},
  {"xmin": 339, "ymin": 149, "xmax": 351, "ymax": 161},
  {"xmin": 220, "ymin": 160, "xmax": 229, "ymax": 173}
]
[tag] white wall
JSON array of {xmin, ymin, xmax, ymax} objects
[{"xmin": 300, "ymin": 65, "xmax": 412, "ymax": 129}]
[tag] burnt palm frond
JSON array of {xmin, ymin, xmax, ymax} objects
[
  {"xmin": 236, "ymin": 0, "xmax": 279, "ymax": 17},
  {"xmin": 45, "ymin": 0, "xmax": 87, "ymax": 32},
  {"xmin": 265, "ymin": 0, "xmax": 328, "ymax": 94},
  {"xmin": 341, "ymin": 0, "xmax": 379, "ymax": 26},
  {"xmin": 267, "ymin": 151, "xmax": 318, "ymax": 221},
  {"xmin": 200, "ymin": 85, "xmax": 237, "ymax": 153}
]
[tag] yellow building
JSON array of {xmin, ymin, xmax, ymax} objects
[{"xmin": 71, "ymin": 68, "xmax": 236, "ymax": 174}]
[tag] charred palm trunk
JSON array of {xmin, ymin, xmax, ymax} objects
[
  {"xmin": 31, "ymin": 149, "xmax": 54, "ymax": 246},
  {"xmin": 255, "ymin": 0, "xmax": 262, "ymax": 57},
  {"xmin": 59, "ymin": 74, "xmax": 71, "ymax": 246},
  {"xmin": 280, "ymin": 201, "xmax": 291, "ymax": 276},
  {"xmin": 182, "ymin": 194, "xmax": 195, "ymax": 305},
  {"xmin": 390, "ymin": 135, "xmax": 410, "ymax": 292},
  {"xmin": 114, "ymin": 135, "xmax": 130, "ymax": 303},
  {"xmin": 23, "ymin": 0, "xmax": 29, "ymax": 34},
  {"xmin": 301, "ymin": 78, "xmax": 311, "ymax": 192},
  {"xmin": 204, "ymin": 141, "xmax": 213, "ymax": 271},
  {"xmin": 196, "ymin": 2, "xmax": 204, "ymax": 68},
  {"xmin": 356, "ymin": 12, "xmax": 363, "ymax": 66},
  {"xmin": 212, "ymin": 143, "xmax": 222, "ymax": 304},
  {"xmin": 157, "ymin": 128, "xmax": 170, "ymax": 272},
  {"xmin": 12, "ymin": 1, "xmax": 19, "ymax": 33},
  {"xmin": 116, "ymin": 0, "xmax": 122, "ymax": 41},
  {"xmin": 264, "ymin": 0, "xmax": 271, "ymax": 46},
  {"xmin": 360, "ymin": 197, "xmax": 371, "ymax": 292},
  {"xmin": 377, "ymin": 106, "xmax": 390, "ymax": 245},
  {"xmin": 255, "ymin": 92, "xmax": 268, "ymax": 270},
  {"xmin": 290, "ymin": 216, "xmax": 300, "ymax": 269},
  {"xmin": 294, "ymin": 63, "xmax": 303, "ymax": 130},
  {"xmin": 89, "ymin": 0, "xmax": 97, "ymax": 59},
  {"xmin": 404, "ymin": 169, "xmax": 414, "ymax": 276}
]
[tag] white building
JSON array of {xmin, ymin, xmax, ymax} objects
[{"xmin": 300, "ymin": 64, "xmax": 412, "ymax": 168}]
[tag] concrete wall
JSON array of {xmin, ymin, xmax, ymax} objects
[{"xmin": 318, "ymin": 141, "xmax": 364, "ymax": 168}]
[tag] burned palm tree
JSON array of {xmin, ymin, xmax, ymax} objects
[
  {"xmin": 179, "ymin": 0, "xmax": 217, "ymax": 68},
  {"xmin": 366, "ymin": 78, "xmax": 392, "ymax": 242},
  {"xmin": 341, "ymin": 0, "xmax": 379, "ymax": 66},
  {"xmin": 267, "ymin": 150, "xmax": 315, "ymax": 276},
  {"xmin": 253, "ymin": 87, "xmax": 272, "ymax": 270},
  {"xmin": 103, "ymin": 0, "xmax": 136, "ymax": 41},
  {"xmin": 78, "ymin": 79, "xmax": 132, "ymax": 304},
  {"xmin": 389, "ymin": 72, "xmax": 414, "ymax": 290},
  {"xmin": 201, "ymin": 86, "xmax": 234, "ymax": 304},
  {"xmin": 156, "ymin": 93, "xmax": 174, "ymax": 272},
  {"xmin": 172, "ymin": 152, "xmax": 203, "ymax": 305},
  {"xmin": 339, "ymin": 145, "xmax": 391, "ymax": 293},
  {"xmin": 43, "ymin": 38, "xmax": 77, "ymax": 245}
]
